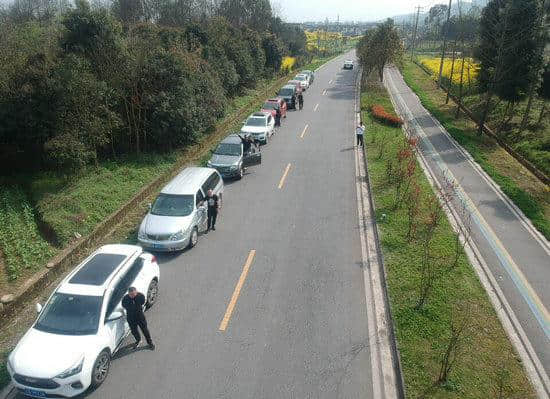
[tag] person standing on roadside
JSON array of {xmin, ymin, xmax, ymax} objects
[
  {"xmin": 297, "ymin": 92, "xmax": 304, "ymax": 110},
  {"xmin": 122, "ymin": 287, "xmax": 155, "ymax": 350},
  {"xmin": 275, "ymin": 106, "xmax": 281, "ymax": 128},
  {"xmin": 205, "ymin": 189, "xmax": 220, "ymax": 231},
  {"xmin": 356, "ymin": 121, "xmax": 365, "ymax": 147}
]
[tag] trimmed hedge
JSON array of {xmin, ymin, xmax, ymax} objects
[{"xmin": 370, "ymin": 104, "xmax": 403, "ymax": 127}]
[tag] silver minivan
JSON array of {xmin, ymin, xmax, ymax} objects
[{"xmin": 137, "ymin": 167, "xmax": 223, "ymax": 251}]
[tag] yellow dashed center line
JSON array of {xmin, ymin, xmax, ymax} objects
[
  {"xmin": 278, "ymin": 163, "xmax": 292, "ymax": 189},
  {"xmin": 300, "ymin": 124, "xmax": 309, "ymax": 139},
  {"xmin": 219, "ymin": 250, "xmax": 256, "ymax": 331}
]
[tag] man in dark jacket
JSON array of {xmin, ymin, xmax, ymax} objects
[
  {"xmin": 275, "ymin": 107, "xmax": 281, "ymax": 127},
  {"xmin": 205, "ymin": 189, "xmax": 220, "ymax": 231},
  {"xmin": 122, "ymin": 287, "xmax": 155, "ymax": 350}
]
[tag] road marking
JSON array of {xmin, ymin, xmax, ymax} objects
[
  {"xmin": 300, "ymin": 124, "xmax": 309, "ymax": 139},
  {"xmin": 322, "ymin": 89, "xmax": 327, "ymax": 96},
  {"xmin": 219, "ymin": 250, "xmax": 256, "ymax": 331},
  {"xmin": 314, "ymin": 103, "xmax": 319, "ymax": 112},
  {"xmin": 329, "ymin": 79, "xmax": 333, "ymax": 84},
  {"xmin": 278, "ymin": 163, "xmax": 292, "ymax": 189}
]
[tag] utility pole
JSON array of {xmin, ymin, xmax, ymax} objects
[
  {"xmin": 437, "ymin": 0, "xmax": 453, "ymax": 87},
  {"xmin": 410, "ymin": 6, "xmax": 422, "ymax": 61}
]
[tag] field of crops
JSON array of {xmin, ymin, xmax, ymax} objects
[{"xmin": 420, "ymin": 56, "xmax": 479, "ymax": 85}]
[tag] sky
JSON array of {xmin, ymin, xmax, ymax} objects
[{"xmin": 273, "ymin": 0, "xmax": 444, "ymax": 22}]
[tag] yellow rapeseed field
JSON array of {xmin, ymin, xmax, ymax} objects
[
  {"xmin": 305, "ymin": 30, "xmax": 343, "ymax": 53},
  {"xmin": 281, "ymin": 56, "xmax": 296, "ymax": 73},
  {"xmin": 420, "ymin": 56, "xmax": 479, "ymax": 85}
]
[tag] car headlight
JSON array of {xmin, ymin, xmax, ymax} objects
[
  {"xmin": 230, "ymin": 164, "xmax": 239, "ymax": 171},
  {"xmin": 207, "ymin": 161, "xmax": 212, "ymax": 167},
  {"xmin": 55, "ymin": 357, "xmax": 84, "ymax": 379},
  {"xmin": 170, "ymin": 230, "xmax": 185, "ymax": 241},
  {"xmin": 138, "ymin": 229, "xmax": 147, "ymax": 240}
]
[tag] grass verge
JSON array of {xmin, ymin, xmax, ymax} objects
[
  {"xmin": 401, "ymin": 61, "xmax": 550, "ymax": 240},
  {"xmin": 362, "ymin": 77, "xmax": 535, "ymax": 398},
  {"xmin": 0, "ymin": 52, "xmax": 346, "ymax": 390}
]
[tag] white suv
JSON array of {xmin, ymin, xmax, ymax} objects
[
  {"xmin": 7, "ymin": 244, "xmax": 160, "ymax": 398},
  {"xmin": 240, "ymin": 112, "xmax": 275, "ymax": 144}
]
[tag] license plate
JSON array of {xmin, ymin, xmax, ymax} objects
[
  {"xmin": 152, "ymin": 243, "xmax": 164, "ymax": 249},
  {"xmin": 23, "ymin": 388, "xmax": 47, "ymax": 398}
]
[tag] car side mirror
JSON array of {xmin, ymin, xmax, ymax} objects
[
  {"xmin": 106, "ymin": 310, "xmax": 124, "ymax": 322},
  {"xmin": 35, "ymin": 303, "xmax": 42, "ymax": 314}
]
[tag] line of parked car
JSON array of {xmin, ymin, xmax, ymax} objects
[{"xmin": 6, "ymin": 69, "xmax": 317, "ymax": 398}]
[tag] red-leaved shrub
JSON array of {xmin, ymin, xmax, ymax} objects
[{"xmin": 370, "ymin": 105, "xmax": 403, "ymax": 127}]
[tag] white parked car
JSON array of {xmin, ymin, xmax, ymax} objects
[
  {"xmin": 7, "ymin": 245, "xmax": 160, "ymax": 398},
  {"xmin": 241, "ymin": 112, "xmax": 275, "ymax": 144},
  {"xmin": 294, "ymin": 74, "xmax": 310, "ymax": 90}
]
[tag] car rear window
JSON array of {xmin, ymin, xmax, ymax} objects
[
  {"xmin": 69, "ymin": 253, "xmax": 127, "ymax": 286},
  {"xmin": 278, "ymin": 88, "xmax": 294, "ymax": 96}
]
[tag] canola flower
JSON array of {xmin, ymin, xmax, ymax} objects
[
  {"xmin": 281, "ymin": 56, "xmax": 296, "ymax": 73},
  {"xmin": 420, "ymin": 57, "xmax": 479, "ymax": 85}
]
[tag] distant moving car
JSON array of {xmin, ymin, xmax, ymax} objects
[
  {"xmin": 261, "ymin": 98, "xmax": 287, "ymax": 119},
  {"xmin": 300, "ymin": 70, "xmax": 315, "ymax": 84},
  {"xmin": 343, "ymin": 60, "xmax": 354, "ymax": 70},
  {"xmin": 240, "ymin": 112, "xmax": 275, "ymax": 144},
  {"xmin": 277, "ymin": 84, "xmax": 298, "ymax": 110},
  {"xmin": 294, "ymin": 74, "xmax": 310, "ymax": 90},
  {"xmin": 7, "ymin": 245, "xmax": 160, "ymax": 398},
  {"xmin": 138, "ymin": 167, "xmax": 224, "ymax": 251},
  {"xmin": 207, "ymin": 134, "xmax": 261, "ymax": 180},
  {"xmin": 287, "ymin": 80, "xmax": 303, "ymax": 94}
]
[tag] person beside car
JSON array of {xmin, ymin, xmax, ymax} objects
[
  {"xmin": 122, "ymin": 287, "xmax": 155, "ymax": 350},
  {"xmin": 275, "ymin": 106, "xmax": 281, "ymax": 127},
  {"xmin": 205, "ymin": 189, "xmax": 220, "ymax": 231}
]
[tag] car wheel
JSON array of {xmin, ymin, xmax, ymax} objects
[
  {"xmin": 263, "ymin": 135, "xmax": 269, "ymax": 145},
  {"xmin": 188, "ymin": 227, "xmax": 198, "ymax": 249},
  {"xmin": 237, "ymin": 166, "xmax": 244, "ymax": 180},
  {"xmin": 90, "ymin": 350, "xmax": 110, "ymax": 389},
  {"xmin": 146, "ymin": 279, "xmax": 158, "ymax": 309}
]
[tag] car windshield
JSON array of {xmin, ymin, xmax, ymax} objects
[
  {"xmin": 262, "ymin": 102, "xmax": 278, "ymax": 110},
  {"xmin": 151, "ymin": 194, "xmax": 194, "ymax": 217},
  {"xmin": 295, "ymin": 76, "xmax": 306, "ymax": 81},
  {"xmin": 278, "ymin": 88, "xmax": 294, "ymax": 96},
  {"xmin": 35, "ymin": 293, "xmax": 102, "ymax": 336},
  {"xmin": 246, "ymin": 118, "xmax": 265, "ymax": 127},
  {"xmin": 214, "ymin": 143, "xmax": 242, "ymax": 156}
]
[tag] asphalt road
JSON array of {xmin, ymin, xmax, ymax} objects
[
  {"xmin": 11, "ymin": 52, "xmax": 372, "ymax": 399},
  {"xmin": 384, "ymin": 66, "xmax": 550, "ymax": 394}
]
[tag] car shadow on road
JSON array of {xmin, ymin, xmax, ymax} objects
[{"xmin": 340, "ymin": 146, "xmax": 355, "ymax": 152}]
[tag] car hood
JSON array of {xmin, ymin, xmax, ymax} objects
[
  {"xmin": 141, "ymin": 213, "xmax": 194, "ymax": 235},
  {"xmin": 210, "ymin": 154, "xmax": 240, "ymax": 166},
  {"xmin": 11, "ymin": 328, "xmax": 97, "ymax": 378},
  {"xmin": 241, "ymin": 126, "xmax": 267, "ymax": 134}
]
